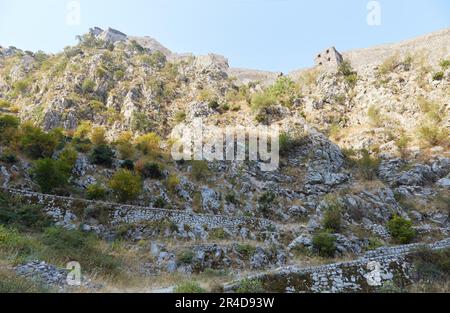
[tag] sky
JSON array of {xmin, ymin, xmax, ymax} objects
[{"xmin": 0, "ymin": 0, "xmax": 449, "ymax": 72}]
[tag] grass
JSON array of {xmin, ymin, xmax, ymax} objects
[{"xmin": 0, "ymin": 268, "xmax": 52, "ymax": 293}]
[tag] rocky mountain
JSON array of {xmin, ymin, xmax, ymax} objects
[{"xmin": 0, "ymin": 27, "xmax": 449, "ymax": 293}]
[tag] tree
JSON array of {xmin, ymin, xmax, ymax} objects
[
  {"xmin": 109, "ymin": 169, "xmax": 142, "ymax": 202},
  {"xmin": 312, "ymin": 233, "xmax": 336, "ymax": 258},
  {"xmin": 31, "ymin": 158, "xmax": 69, "ymax": 193},
  {"xmin": 387, "ymin": 215, "xmax": 416, "ymax": 244},
  {"xmin": 135, "ymin": 132, "xmax": 161, "ymax": 155},
  {"xmin": 90, "ymin": 126, "xmax": 107, "ymax": 145},
  {"xmin": 19, "ymin": 124, "xmax": 59, "ymax": 159},
  {"xmin": 90, "ymin": 144, "xmax": 115, "ymax": 167}
]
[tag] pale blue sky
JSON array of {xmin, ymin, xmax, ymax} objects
[{"xmin": 0, "ymin": 0, "xmax": 449, "ymax": 72}]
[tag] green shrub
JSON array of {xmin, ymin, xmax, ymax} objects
[
  {"xmin": 0, "ymin": 151, "xmax": 18, "ymax": 164},
  {"xmin": 0, "ymin": 99, "xmax": 11, "ymax": 108},
  {"xmin": 140, "ymin": 162, "xmax": 164, "ymax": 179},
  {"xmin": 114, "ymin": 69, "xmax": 125, "ymax": 80},
  {"xmin": 81, "ymin": 79, "xmax": 95, "ymax": 94},
  {"xmin": 322, "ymin": 202, "xmax": 342, "ymax": 233},
  {"xmin": 0, "ymin": 114, "xmax": 20, "ymax": 131},
  {"xmin": 236, "ymin": 278, "xmax": 264, "ymax": 293},
  {"xmin": 90, "ymin": 144, "xmax": 115, "ymax": 167},
  {"xmin": 13, "ymin": 79, "xmax": 31, "ymax": 94},
  {"xmin": 191, "ymin": 160, "xmax": 210, "ymax": 181},
  {"xmin": 439, "ymin": 59, "xmax": 450, "ymax": 70},
  {"xmin": 120, "ymin": 159, "xmax": 134, "ymax": 170},
  {"xmin": 0, "ymin": 192, "xmax": 51, "ymax": 231},
  {"xmin": 131, "ymin": 112, "xmax": 153, "ymax": 133},
  {"xmin": 174, "ymin": 111, "xmax": 186, "ymax": 123},
  {"xmin": 410, "ymin": 247, "xmax": 450, "ymax": 282},
  {"xmin": 312, "ymin": 232, "xmax": 336, "ymax": 257},
  {"xmin": 41, "ymin": 227, "xmax": 120, "ymax": 274},
  {"xmin": 356, "ymin": 149, "xmax": 380, "ymax": 180},
  {"xmin": 432, "ymin": 71, "xmax": 444, "ymax": 81},
  {"xmin": 387, "ymin": 215, "xmax": 416, "ymax": 244},
  {"xmin": 236, "ymin": 244, "xmax": 256, "ymax": 260},
  {"xmin": 153, "ymin": 197, "xmax": 166, "ymax": 208},
  {"xmin": 86, "ymin": 184, "xmax": 107, "ymax": 200},
  {"xmin": 251, "ymin": 92, "xmax": 277, "ymax": 111},
  {"xmin": 166, "ymin": 174, "xmax": 180, "ymax": 193},
  {"xmin": 109, "ymin": 169, "xmax": 142, "ymax": 202},
  {"xmin": 177, "ymin": 250, "xmax": 195, "ymax": 265},
  {"xmin": 135, "ymin": 132, "xmax": 161, "ymax": 155},
  {"xmin": 19, "ymin": 124, "xmax": 59, "ymax": 159},
  {"xmin": 417, "ymin": 123, "xmax": 449, "ymax": 147},
  {"xmin": 88, "ymin": 100, "xmax": 105, "ymax": 113},
  {"xmin": 0, "ymin": 269, "xmax": 51, "ymax": 293},
  {"xmin": 58, "ymin": 147, "xmax": 78, "ymax": 172},
  {"xmin": 224, "ymin": 192, "xmax": 240, "ymax": 206},
  {"xmin": 31, "ymin": 158, "xmax": 70, "ymax": 193},
  {"xmin": 209, "ymin": 228, "xmax": 229, "ymax": 240},
  {"xmin": 367, "ymin": 105, "xmax": 382, "ymax": 127},
  {"xmin": 174, "ymin": 281, "xmax": 205, "ymax": 293},
  {"xmin": 258, "ymin": 191, "xmax": 276, "ymax": 215},
  {"xmin": 265, "ymin": 77, "xmax": 299, "ymax": 107}
]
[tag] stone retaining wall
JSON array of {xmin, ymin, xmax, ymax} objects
[
  {"xmin": 1, "ymin": 188, "xmax": 275, "ymax": 236},
  {"xmin": 224, "ymin": 238, "xmax": 450, "ymax": 293}
]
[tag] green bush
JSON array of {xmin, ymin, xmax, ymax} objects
[
  {"xmin": 417, "ymin": 123, "xmax": 449, "ymax": 147},
  {"xmin": 410, "ymin": 247, "xmax": 450, "ymax": 282},
  {"xmin": 42, "ymin": 227, "xmax": 121, "ymax": 274},
  {"xmin": 81, "ymin": 79, "xmax": 95, "ymax": 94},
  {"xmin": 367, "ymin": 105, "xmax": 382, "ymax": 127},
  {"xmin": 0, "ymin": 150, "xmax": 18, "ymax": 164},
  {"xmin": 109, "ymin": 169, "xmax": 142, "ymax": 202},
  {"xmin": 0, "ymin": 192, "xmax": 51, "ymax": 231},
  {"xmin": 322, "ymin": 202, "xmax": 342, "ymax": 233},
  {"xmin": 387, "ymin": 215, "xmax": 416, "ymax": 244},
  {"xmin": 174, "ymin": 281, "xmax": 205, "ymax": 293},
  {"xmin": 258, "ymin": 191, "xmax": 276, "ymax": 215},
  {"xmin": 439, "ymin": 59, "xmax": 450, "ymax": 70},
  {"xmin": 86, "ymin": 184, "xmax": 107, "ymax": 200},
  {"xmin": 236, "ymin": 278, "xmax": 264, "ymax": 293},
  {"xmin": 140, "ymin": 162, "xmax": 164, "ymax": 180},
  {"xmin": 209, "ymin": 228, "xmax": 229, "ymax": 240},
  {"xmin": 356, "ymin": 149, "xmax": 380, "ymax": 180},
  {"xmin": 174, "ymin": 111, "xmax": 186, "ymax": 123},
  {"xmin": 432, "ymin": 71, "xmax": 444, "ymax": 81},
  {"xmin": 177, "ymin": 250, "xmax": 195, "ymax": 265},
  {"xmin": 13, "ymin": 79, "xmax": 31, "ymax": 94},
  {"xmin": 153, "ymin": 197, "xmax": 166, "ymax": 208},
  {"xmin": 191, "ymin": 160, "xmax": 210, "ymax": 181},
  {"xmin": 0, "ymin": 115, "xmax": 20, "ymax": 131},
  {"xmin": 236, "ymin": 244, "xmax": 256, "ymax": 260},
  {"xmin": 131, "ymin": 112, "xmax": 153, "ymax": 133},
  {"xmin": 265, "ymin": 77, "xmax": 299, "ymax": 107},
  {"xmin": 251, "ymin": 93, "xmax": 277, "ymax": 111},
  {"xmin": 120, "ymin": 159, "xmax": 134, "ymax": 170},
  {"xmin": 0, "ymin": 99, "xmax": 11, "ymax": 108},
  {"xmin": 19, "ymin": 124, "xmax": 59, "ymax": 159},
  {"xmin": 114, "ymin": 69, "xmax": 125, "ymax": 80},
  {"xmin": 0, "ymin": 269, "xmax": 51, "ymax": 293},
  {"xmin": 31, "ymin": 158, "xmax": 70, "ymax": 193},
  {"xmin": 90, "ymin": 144, "xmax": 115, "ymax": 167},
  {"xmin": 312, "ymin": 232, "xmax": 336, "ymax": 257}
]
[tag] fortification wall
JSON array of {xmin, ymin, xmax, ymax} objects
[
  {"xmin": 1, "ymin": 188, "xmax": 275, "ymax": 236},
  {"xmin": 224, "ymin": 238, "xmax": 450, "ymax": 293}
]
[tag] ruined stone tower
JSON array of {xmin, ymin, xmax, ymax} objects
[{"xmin": 315, "ymin": 47, "xmax": 343, "ymax": 68}]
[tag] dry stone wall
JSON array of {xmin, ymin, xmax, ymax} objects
[{"xmin": 224, "ymin": 238, "xmax": 450, "ymax": 293}]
